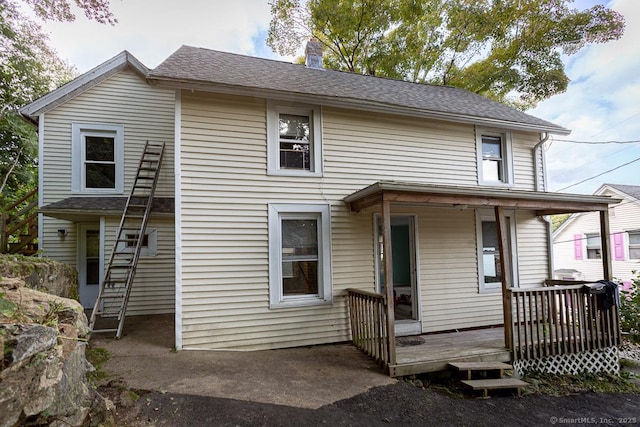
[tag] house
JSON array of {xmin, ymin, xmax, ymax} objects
[
  {"xmin": 553, "ymin": 183, "xmax": 640, "ymax": 289},
  {"xmin": 20, "ymin": 41, "xmax": 621, "ymax": 376}
]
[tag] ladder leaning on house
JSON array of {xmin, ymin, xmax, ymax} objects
[{"xmin": 89, "ymin": 141, "xmax": 165, "ymax": 339}]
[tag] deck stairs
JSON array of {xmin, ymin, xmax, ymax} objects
[
  {"xmin": 448, "ymin": 362, "xmax": 529, "ymax": 397},
  {"xmin": 89, "ymin": 142, "xmax": 165, "ymax": 338}
]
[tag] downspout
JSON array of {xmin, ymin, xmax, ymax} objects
[{"xmin": 533, "ymin": 132, "xmax": 555, "ymax": 279}]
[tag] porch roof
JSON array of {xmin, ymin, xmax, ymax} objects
[
  {"xmin": 40, "ymin": 197, "xmax": 175, "ymax": 221},
  {"xmin": 344, "ymin": 181, "xmax": 620, "ymax": 215}
]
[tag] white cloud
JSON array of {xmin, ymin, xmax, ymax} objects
[
  {"xmin": 43, "ymin": 0, "xmax": 275, "ymax": 72},
  {"xmin": 532, "ymin": 0, "xmax": 640, "ymax": 194}
]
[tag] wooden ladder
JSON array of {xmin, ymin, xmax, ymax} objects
[{"xmin": 89, "ymin": 142, "xmax": 165, "ymax": 338}]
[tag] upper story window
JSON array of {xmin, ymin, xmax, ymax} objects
[
  {"xmin": 585, "ymin": 233, "xmax": 601, "ymax": 259},
  {"xmin": 267, "ymin": 101, "xmax": 322, "ymax": 177},
  {"xmin": 628, "ymin": 231, "xmax": 640, "ymax": 260},
  {"xmin": 72, "ymin": 123, "xmax": 124, "ymax": 194},
  {"xmin": 476, "ymin": 128, "xmax": 513, "ymax": 186}
]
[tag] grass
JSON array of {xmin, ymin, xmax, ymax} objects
[
  {"xmin": 86, "ymin": 346, "xmax": 111, "ymax": 386},
  {"xmin": 408, "ymin": 366, "xmax": 639, "ymax": 398},
  {"xmin": 522, "ymin": 371, "xmax": 639, "ymax": 396}
]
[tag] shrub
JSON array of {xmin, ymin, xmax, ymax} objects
[{"xmin": 620, "ymin": 271, "xmax": 640, "ymax": 343}]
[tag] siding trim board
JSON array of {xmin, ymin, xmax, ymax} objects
[{"xmin": 175, "ymin": 89, "xmax": 183, "ymax": 350}]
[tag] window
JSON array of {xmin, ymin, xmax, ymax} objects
[
  {"xmin": 72, "ymin": 123, "xmax": 124, "ymax": 193},
  {"xmin": 476, "ymin": 210, "xmax": 518, "ymax": 292},
  {"xmin": 267, "ymin": 101, "xmax": 322, "ymax": 176},
  {"xmin": 586, "ymin": 233, "xmax": 601, "ymax": 259},
  {"xmin": 476, "ymin": 128, "xmax": 513, "ymax": 186},
  {"xmin": 115, "ymin": 228, "xmax": 158, "ymax": 257},
  {"xmin": 629, "ymin": 231, "xmax": 640, "ymax": 259},
  {"xmin": 268, "ymin": 203, "xmax": 332, "ymax": 308}
]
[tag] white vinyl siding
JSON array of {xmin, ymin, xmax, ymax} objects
[
  {"xmin": 178, "ymin": 92, "xmax": 546, "ymax": 349},
  {"xmin": 553, "ymin": 188, "xmax": 640, "ymax": 285},
  {"xmin": 39, "ymin": 70, "xmax": 176, "ymax": 314},
  {"xmin": 103, "ymin": 218, "xmax": 175, "ymax": 315}
]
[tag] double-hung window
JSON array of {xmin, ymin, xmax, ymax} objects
[
  {"xmin": 267, "ymin": 101, "xmax": 322, "ymax": 176},
  {"xmin": 72, "ymin": 123, "xmax": 124, "ymax": 193},
  {"xmin": 586, "ymin": 233, "xmax": 601, "ymax": 259},
  {"xmin": 477, "ymin": 128, "xmax": 513, "ymax": 186},
  {"xmin": 628, "ymin": 231, "xmax": 640, "ymax": 259},
  {"xmin": 268, "ymin": 203, "xmax": 332, "ymax": 308}
]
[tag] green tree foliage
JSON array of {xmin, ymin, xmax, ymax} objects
[
  {"xmin": 620, "ymin": 271, "xmax": 640, "ymax": 343},
  {"xmin": 0, "ymin": 0, "xmax": 115, "ymax": 204},
  {"xmin": 267, "ymin": 0, "xmax": 625, "ymax": 109},
  {"xmin": 551, "ymin": 213, "xmax": 570, "ymax": 231}
]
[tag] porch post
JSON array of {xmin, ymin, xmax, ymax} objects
[
  {"xmin": 599, "ymin": 210, "xmax": 613, "ymax": 281},
  {"xmin": 495, "ymin": 206, "xmax": 513, "ymax": 350},
  {"xmin": 382, "ymin": 198, "xmax": 396, "ymax": 365}
]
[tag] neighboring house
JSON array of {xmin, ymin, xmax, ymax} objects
[
  {"xmin": 20, "ymin": 42, "xmax": 620, "ymax": 376},
  {"xmin": 554, "ymin": 183, "xmax": 640, "ymax": 289}
]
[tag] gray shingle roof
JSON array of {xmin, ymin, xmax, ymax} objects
[
  {"xmin": 606, "ymin": 184, "xmax": 640, "ymax": 200},
  {"xmin": 149, "ymin": 45, "xmax": 569, "ymax": 134},
  {"xmin": 40, "ymin": 197, "xmax": 175, "ymax": 214}
]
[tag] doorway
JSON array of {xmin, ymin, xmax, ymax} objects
[
  {"xmin": 375, "ymin": 215, "xmax": 421, "ymax": 335},
  {"xmin": 78, "ymin": 224, "xmax": 101, "ymax": 309}
]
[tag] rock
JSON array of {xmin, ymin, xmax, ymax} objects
[
  {"xmin": 0, "ymin": 265, "xmax": 110, "ymax": 427},
  {"xmin": 2, "ymin": 324, "xmax": 58, "ymax": 366},
  {"xmin": 1, "ymin": 279, "xmax": 89, "ymax": 337},
  {"xmin": 0, "ymin": 257, "xmax": 78, "ymax": 298}
]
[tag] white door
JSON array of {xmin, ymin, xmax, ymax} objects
[{"xmin": 78, "ymin": 224, "xmax": 101, "ymax": 309}]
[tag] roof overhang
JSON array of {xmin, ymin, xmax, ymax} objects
[
  {"xmin": 344, "ymin": 181, "xmax": 619, "ymax": 216},
  {"xmin": 20, "ymin": 51, "xmax": 149, "ymax": 123},
  {"xmin": 147, "ymin": 76, "xmax": 570, "ymax": 136},
  {"xmin": 40, "ymin": 197, "xmax": 174, "ymax": 221}
]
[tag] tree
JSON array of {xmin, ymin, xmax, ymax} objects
[
  {"xmin": 0, "ymin": 0, "xmax": 115, "ymax": 203},
  {"xmin": 267, "ymin": 0, "xmax": 625, "ymax": 109}
]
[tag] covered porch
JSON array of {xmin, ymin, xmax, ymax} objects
[{"xmin": 344, "ymin": 181, "xmax": 623, "ymax": 377}]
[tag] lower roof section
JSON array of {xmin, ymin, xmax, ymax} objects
[
  {"xmin": 40, "ymin": 197, "xmax": 174, "ymax": 221},
  {"xmin": 344, "ymin": 181, "xmax": 620, "ymax": 216}
]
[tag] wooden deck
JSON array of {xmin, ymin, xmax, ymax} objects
[{"xmin": 389, "ymin": 327, "xmax": 510, "ymax": 377}]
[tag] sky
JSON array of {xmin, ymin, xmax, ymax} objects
[{"xmin": 38, "ymin": 0, "xmax": 640, "ymax": 195}]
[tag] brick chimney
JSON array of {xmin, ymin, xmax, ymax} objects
[{"xmin": 305, "ymin": 38, "xmax": 323, "ymax": 69}]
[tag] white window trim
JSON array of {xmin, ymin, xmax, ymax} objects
[
  {"xmin": 72, "ymin": 123, "xmax": 124, "ymax": 194},
  {"xmin": 115, "ymin": 228, "xmax": 158, "ymax": 257},
  {"xmin": 268, "ymin": 203, "xmax": 332, "ymax": 308},
  {"xmin": 585, "ymin": 232, "xmax": 601, "ymax": 260},
  {"xmin": 628, "ymin": 231, "xmax": 640, "ymax": 260},
  {"xmin": 476, "ymin": 209, "xmax": 519, "ymax": 293},
  {"xmin": 476, "ymin": 127, "xmax": 514, "ymax": 187},
  {"xmin": 267, "ymin": 101, "xmax": 323, "ymax": 177}
]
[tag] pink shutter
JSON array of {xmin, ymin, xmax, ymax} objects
[
  {"xmin": 574, "ymin": 234, "xmax": 583, "ymax": 260},
  {"xmin": 612, "ymin": 233, "xmax": 625, "ymax": 261}
]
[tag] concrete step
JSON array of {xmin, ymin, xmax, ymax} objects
[{"xmin": 461, "ymin": 378, "xmax": 529, "ymax": 397}]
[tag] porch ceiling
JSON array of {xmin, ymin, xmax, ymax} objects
[{"xmin": 344, "ymin": 181, "xmax": 620, "ymax": 215}]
